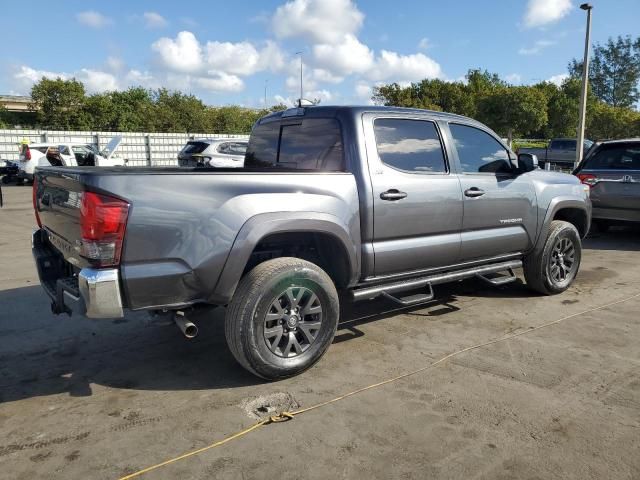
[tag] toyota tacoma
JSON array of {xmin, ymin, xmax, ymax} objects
[{"xmin": 32, "ymin": 106, "xmax": 591, "ymax": 379}]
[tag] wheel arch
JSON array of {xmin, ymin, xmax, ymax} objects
[
  {"xmin": 533, "ymin": 198, "xmax": 591, "ymax": 252},
  {"xmin": 211, "ymin": 212, "xmax": 360, "ymax": 304}
]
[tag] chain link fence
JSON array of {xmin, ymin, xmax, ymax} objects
[{"xmin": 0, "ymin": 129, "xmax": 249, "ymax": 166}]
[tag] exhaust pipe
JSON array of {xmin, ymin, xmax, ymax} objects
[{"xmin": 174, "ymin": 311, "xmax": 198, "ymax": 339}]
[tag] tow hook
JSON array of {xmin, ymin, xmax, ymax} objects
[{"xmin": 174, "ymin": 311, "xmax": 198, "ymax": 339}]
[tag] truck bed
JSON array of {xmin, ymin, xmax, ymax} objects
[{"xmin": 34, "ymin": 166, "xmax": 361, "ymax": 310}]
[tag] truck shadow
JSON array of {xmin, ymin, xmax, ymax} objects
[{"xmin": 0, "ymin": 279, "xmax": 528, "ymax": 404}]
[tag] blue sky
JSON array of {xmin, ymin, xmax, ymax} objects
[{"xmin": 1, "ymin": 0, "xmax": 638, "ymax": 107}]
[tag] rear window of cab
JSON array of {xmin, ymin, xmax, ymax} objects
[{"xmin": 245, "ymin": 117, "xmax": 344, "ymax": 171}]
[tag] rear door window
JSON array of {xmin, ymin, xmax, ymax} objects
[
  {"xmin": 373, "ymin": 118, "xmax": 447, "ymax": 173},
  {"xmin": 245, "ymin": 118, "xmax": 344, "ymax": 170},
  {"xmin": 584, "ymin": 144, "xmax": 640, "ymax": 170}
]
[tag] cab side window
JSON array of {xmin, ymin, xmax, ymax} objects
[{"xmin": 449, "ymin": 124, "xmax": 512, "ymax": 174}]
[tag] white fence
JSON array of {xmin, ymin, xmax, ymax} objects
[{"xmin": 0, "ymin": 129, "xmax": 249, "ymax": 167}]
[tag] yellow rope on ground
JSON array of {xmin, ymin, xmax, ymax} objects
[{"xmin": 118, "ymin": 292, "xmax": 640, "ymax": 480}]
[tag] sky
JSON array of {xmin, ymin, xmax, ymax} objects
[{"xmin": 1, "ymin": 0, "xmax": 639, "ymax": 107}]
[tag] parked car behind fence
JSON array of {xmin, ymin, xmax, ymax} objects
[{"xmin": 178, "ymin": 138, "xmax": 248, "ymax": 168}]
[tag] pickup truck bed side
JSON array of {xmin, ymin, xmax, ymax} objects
[{"xmin": 36, "ymin": 168, "xmax": 360, "ymax": 309}]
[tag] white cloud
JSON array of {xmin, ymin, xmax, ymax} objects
[
  {"xmin": 106, "ymin": 56, "xmax": 125, "ymax": 72},
  {"xmin": 274, "ymin": 89, "xmax": 333, "ymax": 106},
  {"xmin": 518, "ymin": 39, "xmax": 556, "ymax": 55},
  {"xmin": 143, "ymin": 12, "xmax": 168, "ymax": 29},
  {"xmin": 256, "ymin": 40, "xmax": 287, "ymax": 72},
  {"xmin": 125, "ymin": 69, "xmax": 157, "ymax": 88},
  {"xmin": 272, "ymin": 0, "xmax": 364, "ymax": 44},
  {"xmin": 505, "ymin": 73, "xmax": 522, "ymax": 84},
  {"xmin": 354, "ymin": 82, "xmax": 375, "ymax": 104},
  {"xmin": 14, "ymin": 66, "xmax": 68, "ymax": 88},
  {"xmin": 548, "ymin": 73, "xmax": 569, "ymax": 86},
  {"xmin": 77, "ymin": 69, "xmax": 119, "ymax": 92},
  {"xmin": 152, "ymin": 31, "xmax": 203, "ymax": 72},
  {"xmin": 274, "ymin": 94, "xmax": 293, "ymax": 106},
  {"xmin": 313, "ymin": 34, "xmax": 374, "ymax": 75},
  {"xmin": 312, "ymin": 68, "xmax": 344, "ymax": 84},
  {"xmin": 194, "ymin": 73, "xmax": 244, "ymax": 92},
  {"xmin": 152, "ymin": 32, "xmax": 287, "ymax": 83},
  {"xmin": 76, "ymin": 11, "xmax": 112, "ymax": 28},
  {"xmin": 418, "ymin": 38, "xmax": 431, "ymax": 50},
  {"xmin": 523, "ymin": 0, "xmax": 572, "ymax": 28},
  {"xmin": 369, "ymin": 50, "xmax": 443, "ymax": 83},
  {"xmin": 206, "ymin": 41, "xmax": 261, "ymax": 76},
  {"xmin": 13, "ymin": 65, "xmax": 119, "ymax": 94}
]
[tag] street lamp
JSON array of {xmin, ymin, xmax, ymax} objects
[
  {"xmin": 575, "ymin": 3, "xmax": 593, "ymax": 169},
  {"xmin": 295, "ymin": 51, "xmax": 303, "ymax": 105}
]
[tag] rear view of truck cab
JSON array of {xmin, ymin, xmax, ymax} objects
[{"xmin": 32, "ymin": 176, "xmax": 129, "ymax": 318}]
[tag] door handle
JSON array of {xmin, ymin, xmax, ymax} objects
[
  {"xmin": 464, "ymin": 187, "xmax": 485, "ymax": 198},
  {"xmin": 380, "ymin": 189, "xmax": 407, "ymax": 201}
]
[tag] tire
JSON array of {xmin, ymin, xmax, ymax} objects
[
  {"xmin": 225, "ymin": 257, "xmax": 339, "ymax": 380},
  {"xmin": 524, "ymin": 220, "xmax": 582, "ymax": 295}
]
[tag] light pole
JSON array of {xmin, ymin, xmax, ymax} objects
[
  {"xmin": 264, "ymin": 79, "xmax": 268, "ymax": 108},
  {"xmin": 295, "ymin": 51, "xmax": 303, "ymax": 104},
  {"xmin": 575, "ymin": 3, "xmax": 593, "ymax": 169}
]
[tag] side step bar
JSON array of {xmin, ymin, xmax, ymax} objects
[{"xmin": 351, "ymin": 260, "xmax": 522, "ymax": 303}]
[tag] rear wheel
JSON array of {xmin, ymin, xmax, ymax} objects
[
  {"xmin": 524, "ymin": 220, "xmax": 582, "ymax": 295},
  {"xmin": 225, "ymin": 257, "xmax": 339, "ymax": 380}
]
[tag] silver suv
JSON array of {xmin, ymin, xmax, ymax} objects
[
  {"xmin": 574, "ymin": 138, "xmax": 640, "ymax": 231},
  {"xmin": 177, "ymin": 138, "xmax": 248, "ymax": 168}
]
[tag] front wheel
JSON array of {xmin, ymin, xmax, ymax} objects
[
  {"xmin": 524, "ymin": 220, "xmax": 582, "ymax": 295},
  {"xmin": 225, "ymin": 258, "xmax": 339, "ymax": 380}
]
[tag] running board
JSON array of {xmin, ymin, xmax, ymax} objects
[
  {"xmin": 476, "ymin": 268, "xmax": 517, "ymax": 286},
  {"xmin": 351, "ymin": 260, "xmax": 522, "ymax": 302}
]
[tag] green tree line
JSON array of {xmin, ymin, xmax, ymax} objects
[{"xmin": 7, "ymin": 78, "xmax": 286, "ymax": 133}]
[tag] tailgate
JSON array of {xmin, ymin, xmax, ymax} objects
[
  {"xmin": 580, "ymin": 142, "xmax": 640, "ymax": 210},
  {"xmin": 34, "ymin": 170, "xmax": 87, "ymax": 267}
]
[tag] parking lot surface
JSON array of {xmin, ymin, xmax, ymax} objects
[{"xmin": 1, "ymin": 184, "xmax": 639, "ymax": 479}]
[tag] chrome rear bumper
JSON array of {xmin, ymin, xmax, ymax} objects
[
  {"xmin": 32, "ymin": 229, "xmax": 124, "ymax": 319},
  {"xmin": 79, "ymin": 268, "xmax": 124, "ymax": 318}
]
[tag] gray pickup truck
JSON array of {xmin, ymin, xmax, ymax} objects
[
  {"xmin": 518, "ymin": 138, "xmax": 594, "ymax": 169},
  {"xmin": 32, "ymin": 106, "xmax": 591, "ymax": 379}
]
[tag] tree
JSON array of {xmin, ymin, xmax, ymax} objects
[
  {"xmin": 587, "ymin": 102, "xmax": 640, "ymax": 139},
  {"xmin": 476, "ymin": 86, "xmax": 548, "ymax": 139},
  {"xmin": 152, "ymin": 89, "xmax": 208, "ymax": 132},
  {"xmin": 30, "ymin": 77, "xmax": 89, "ymax": 129},
  {"xmin": 569, "ymin": 35, "xmax": 640, "ymax": 108}
]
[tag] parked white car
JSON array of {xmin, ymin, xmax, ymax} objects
[
  {"xmin": 18, "ymin": 136, "xmax": 126, "ymax": 182},
  {"xmin": 177, "ymin": 138, "xmax": 248, "ymax": 168}
]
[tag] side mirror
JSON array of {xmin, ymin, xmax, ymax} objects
[{"xmin": 517, "ymin": 153, "xmax": 538, "ymax": 173}]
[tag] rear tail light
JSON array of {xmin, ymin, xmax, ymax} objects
[
  {"xmin": 32, "ymin": 177, "xmax": 42, "ymax": 227},
  {"xmin": 577, "ymin": 173, "xmax": 598, "ymax": 187},
  {"xmin": 80, "ymin": 191, "xmax": 129, "ymax": 267}
]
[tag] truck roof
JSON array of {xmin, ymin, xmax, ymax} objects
[
  {"xmin": 260, "ymin": 105, "xmax": 482, "ymax": 126},
  {"xmin": 595, "ymin": 138, "xmax": 640, "ymax": 145}
]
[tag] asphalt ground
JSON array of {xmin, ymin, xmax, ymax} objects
[{"xmin": 1, "ymin": 184, "xmax": 639, "ymax": 479}]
